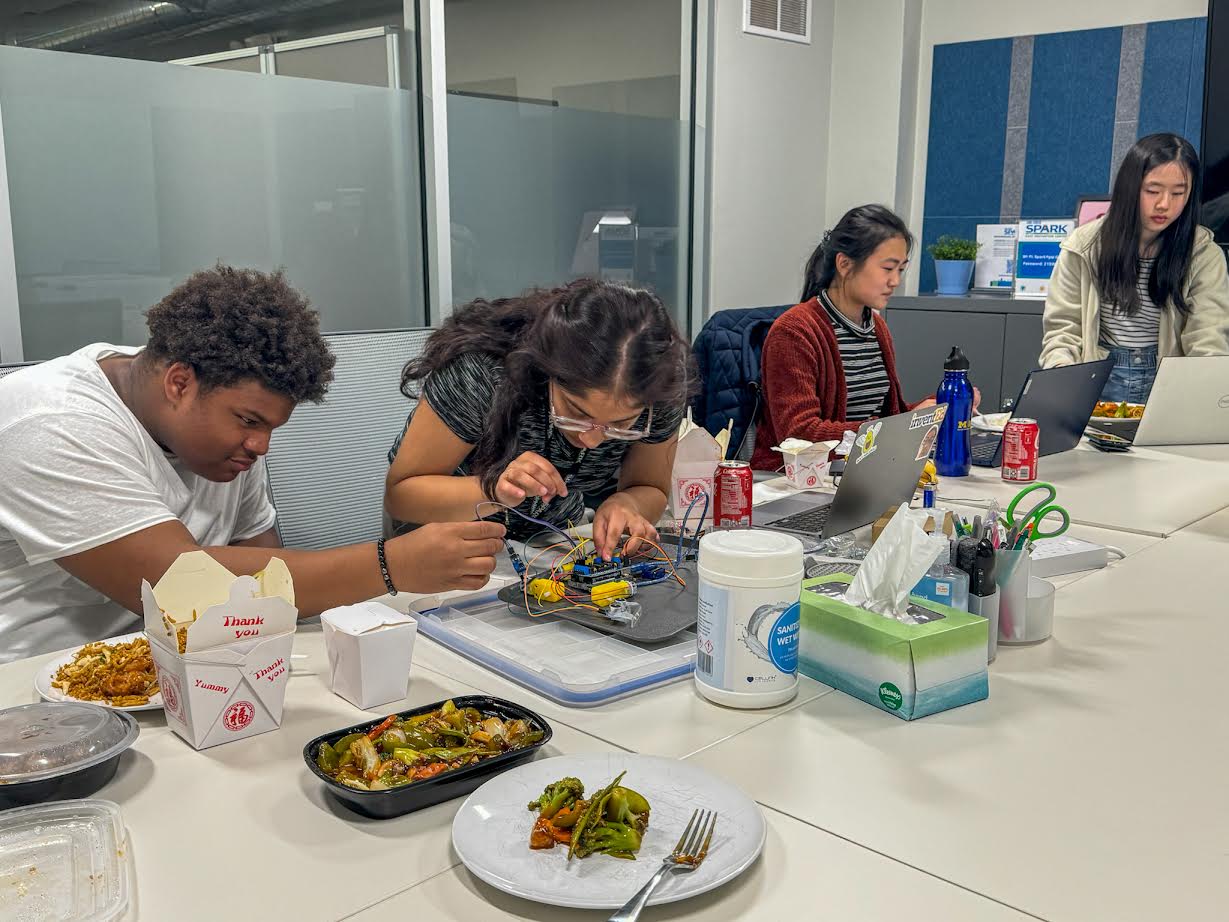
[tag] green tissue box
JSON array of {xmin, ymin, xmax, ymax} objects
[{"xmin": 799, "ymin": 575, "xmax": 988, "ymax": 720}]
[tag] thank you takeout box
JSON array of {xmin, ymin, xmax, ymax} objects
[{"xmin": 143, "ymin": 551, "xmax": 298, "ymax": 750}]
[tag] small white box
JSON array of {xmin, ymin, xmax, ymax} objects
[
  {"xmin": 143, "ymin": 552, "xmax": 298, "ymax": 750},
  {"xmin": 321, "ymin": 601, "xmax": 419, "ymax": 710},
  {"xmin": 772, "ymin": 439, "xmax": 835, "ymax": 490}
]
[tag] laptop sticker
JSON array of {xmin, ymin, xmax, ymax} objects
[
  {"xmin": 908, "ymin": 405, "xmax": 947, "ymax": 430},
  {"xmin": 853, "ymin": 421, "xmax": 883, "ymax": 464},
  {"xmin": 916, "ymin": 424, "xmax": 940, "ymax": 461}
]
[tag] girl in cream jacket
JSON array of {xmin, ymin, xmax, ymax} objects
[{"xmin": 1041, "ymin": 133, "xmax": 1229, "ymax": 403}]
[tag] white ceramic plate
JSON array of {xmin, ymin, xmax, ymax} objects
[
  {"xmin": 35, "ymin": 631, "xmax": 163, "ymax": 713},
  {"xmin": 451, "ymin": 752, "xmax": 765, "ymax": 910}
]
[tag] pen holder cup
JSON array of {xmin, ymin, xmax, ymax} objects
[{"xmin": 998, "ymin": 547, "xmax": 1054, "ymax": 644}]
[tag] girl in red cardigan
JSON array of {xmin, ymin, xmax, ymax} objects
[{"xmin": 751, "ymin": 205, "xmax": 935, "ymax": 471}]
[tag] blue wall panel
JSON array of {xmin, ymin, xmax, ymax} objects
[
  {"xmin": 1020, "ymin": 27, "xmax": 1121, "ymax": 217},
  {"xmin": 1139, "ymin": 18, "xmax": 1201, "ymax": 142},
  {"xmin": 920, "ymin": 38, "xmax": 1012, "ymax": 293},
  {"xmin": 919, "ymin": 18, "xmax": 1206, "ymax": 294}
]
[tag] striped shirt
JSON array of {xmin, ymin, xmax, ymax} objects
[
  {"xmin": 1099, "ymin": 257, "xmax": 1162, "ymax": 349},
  {"xmin": 388, "ymin": 352, "xmax": 682, "ymax": 539},
  {"xmin": 818, "ymin": 291, "xmax": 890, "ymax": 421}
]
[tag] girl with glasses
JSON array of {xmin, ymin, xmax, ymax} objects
[{"xmin": 385, "ymin": 279, "xmax": 694, "ymax": 560}]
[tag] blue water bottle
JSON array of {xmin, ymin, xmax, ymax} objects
[{"xmin": 935, "ymin": 346, "xmax": 973, "ymax": 477}]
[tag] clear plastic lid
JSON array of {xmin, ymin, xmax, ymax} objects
[
  {"xmin": 0, "ymin": 799, "xmax": 131, "ymax": 921},
  {"xmin": 0, "ymin": 702, "xmax": 139, "ymax": 784}
]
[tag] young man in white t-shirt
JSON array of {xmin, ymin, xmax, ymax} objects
[{"xmin": 0, "ymin": 265, "xmax": 503, "ymax": 664}]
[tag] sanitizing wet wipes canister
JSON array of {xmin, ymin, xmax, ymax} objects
[{"xmin": 695, "ymin": 530, "xmax": 804, "ymax": 708}]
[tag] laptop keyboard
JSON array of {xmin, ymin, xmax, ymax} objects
[
  {"xmin": 764, "ymin": 504, "xmax": 833, "ymax": 536},
  {"xmin": 972, "ymin": 439, "xmax": 1001, "ymax": 462}
]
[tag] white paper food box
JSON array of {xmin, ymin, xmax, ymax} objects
[
  {"xmin": 773, "ymin": 439, "xmax": 834, "ymax": 490},
  {"xmin": 320, "ymin": 601, "xmax": 419, "ymax": 710},
  {"xmin": 142, "ymin": 551, "xmax": 298, "ymax": 750},
  {"xmin": 670, "ymin": 409, "xmax": 728, "ymax": 522}
]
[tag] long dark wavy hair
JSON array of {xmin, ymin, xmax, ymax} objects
[
  {"xmin": 1096, "ymin": 132, "xmax": 1201, "ymax": 317},
  {"xmin": 402, "ymin": 278, "xmax": 695, "ymax": 498},
  {"xmin": 801, "ymin": 204, "xmax": 914, "ymax": 302}
]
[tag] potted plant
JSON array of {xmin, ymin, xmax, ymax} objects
[{"xmin": 927, "ymin": 235, "xmax": 981, "ymax": 295}]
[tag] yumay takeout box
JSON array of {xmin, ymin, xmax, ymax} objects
[{"xmin": 143, "ymin": 551, "xmax": 298, "ymax": 750}]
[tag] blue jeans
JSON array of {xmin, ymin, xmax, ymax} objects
[{"xmin": 1099, "ymin": 345, "xmax": 1158, "ymax": 403}]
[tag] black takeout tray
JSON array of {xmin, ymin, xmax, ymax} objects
[{"xmin": 303, "ymin": 695, "xmax": 553, "ymax": 819}]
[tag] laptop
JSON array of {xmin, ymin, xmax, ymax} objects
[
  {"xmin": 1128, "ymin": 356, "xmax": 1229, "ymax": 446},
  {"xmin": 756, "ymin": 406, "xmax": 942, "ymax": 542},
  {"xmin": 971, "ymin": 359, "xmax": 1113, "ymax": 466}
]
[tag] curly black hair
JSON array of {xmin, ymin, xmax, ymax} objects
[{"xmin": 144, "ymin": 264, "xmax": 335, "ymax": 403}]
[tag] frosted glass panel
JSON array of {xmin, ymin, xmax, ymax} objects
[
  {"xmin": 447, "ymin": 95, "xmax": 686, "ymax": 326},
  {"xmin": 0, "ymin": 44, "xmax": 424, "ymax": 360}
]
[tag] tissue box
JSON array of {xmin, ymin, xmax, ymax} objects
[
  {"xmin": 321, "ymin": 601, "xmax": 419, "ymax": 710},
  {"xmin": 799, "ymin": 574, "xmax": 988, "ymax": 720},
  {"xmin": 144, "ymin": 552, "xmax": 298, "ymax": 750}
]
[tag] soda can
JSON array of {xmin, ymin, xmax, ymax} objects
[
  {"xmin": 1001, "ymin": 418, "xmax": 1039, "ymax": 483},
  {"xmin": 713, "ymin": 460, "xmax": 753, "ymax": 528}
]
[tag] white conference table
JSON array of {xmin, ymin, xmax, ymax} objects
[
  {"xmin": 0, "ymin": 626, "xmax": 1044, "ymax": 922},
  {"xmin": 935, "ymin": 441, "xmax": 1229, "ymax": 537},
  {"xmin": 4, "ymin": 447, "xmax": 1225, "ymax": 920},
  {"xmin": 681, "ymin": 523, "xmax": 1229, "ymax": 922}
]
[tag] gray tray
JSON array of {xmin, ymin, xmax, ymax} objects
[{"xmin": 497, "ymin": 569, "xmax": 699, "ymax": 643}]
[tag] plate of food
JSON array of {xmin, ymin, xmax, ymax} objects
[
  {"xmin": 34, "ymin": 632, "xmax": 163, "ymax": 712},
  {"xmin": 1091, "ymin": 400, "xmax": 1146, "ymax": 420},
  {"xmin": 451, "ymin": 752, "xmax": 765, "ymax": 910},
  {"xmin": 972, "ymin": 412, "xmax": 1011, "ymax": 432}
]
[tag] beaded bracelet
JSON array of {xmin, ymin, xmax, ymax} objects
[{"xmin": 376, "ymin": 537, "xmax": 398, "ymax": 596}]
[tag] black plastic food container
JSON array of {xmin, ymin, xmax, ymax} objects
[
  {"xmin": 303, "ymin": 695, "xmax": 553, "ymax": 819},
  {"xmin": 0, "ymin": 702, "xmax": 140, "ymax": 809}
]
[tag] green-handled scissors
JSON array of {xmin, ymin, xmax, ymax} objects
[{"xmin": 1004, "ymin": 481, "xmax": 1070, "ymax": 545}]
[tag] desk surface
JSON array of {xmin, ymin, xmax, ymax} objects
[
  {"xmin": 939, "ymin": 442, "xmax": 1229, "ymax": 537},
  {"xmin": 2, "ymin": 464, "xmax": 1225, "ymax": 919},
  {"xmin": 685, "ymin": 526, "xmax": 1229, "ymax": 922}
]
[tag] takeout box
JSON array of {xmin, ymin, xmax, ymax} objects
[
  {"xmin": 670, "ymin": 409, "xmax": 729, "ymax": 522},
  {"xmin": 142, "ymin": 551, "xmax": 298, "ymax": 750},
  {"xmin": 772, "ymin": 438, "xmax": 834, "ymax": 489},
  {"xmin": 321, "ymin": 601, "xmax": 419, "ymax": 710},
  {"xmin": 798, "ymin": 574, "xmax": 988, "ymax": 720}
]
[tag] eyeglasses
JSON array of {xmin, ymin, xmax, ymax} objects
[{"xmin": 549, "ymin": 387, "xmax": 652, "ymax": 441}]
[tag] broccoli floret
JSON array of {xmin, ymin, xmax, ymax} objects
[
  {"xmin": 576, "ymin": 820, "xmax": 643, "ymax": 860},
  {"xmin": 604, "ymin": 786, "xmax": 651, "ymax": 835},
  {"xmin": 527, "ymin": 777, "xmax": 585, "ymax": 819}
]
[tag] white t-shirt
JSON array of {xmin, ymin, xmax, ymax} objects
[{"xmin": 0, "ymin": 344, "xmax": 277, "ymax": 664}]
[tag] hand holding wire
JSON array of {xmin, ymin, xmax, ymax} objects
[{"xmin": 493, "ymin": 451, "xmax": 569, "ymax": 506}]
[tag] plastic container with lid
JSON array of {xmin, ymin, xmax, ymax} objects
[
  {"xmin": 0, "ymin": 702, "xmax": 139, "ymax": 808},
  {"xmin": 695, "ymin": 529, "xmax": 804, "ymax": 709},
  {"xmin": 0, "ymin": 799, "xmax": 132, "ymax": 921}
]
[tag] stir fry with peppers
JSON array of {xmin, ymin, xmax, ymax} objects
[
  {"xmin": 527, "ymin": 771, "xmax": 651, "ymax": 860},
  {"xmin": 315, "ymin": 700, "xmax": 544, "ymax": 791}
]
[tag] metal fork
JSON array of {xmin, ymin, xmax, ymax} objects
[{"xmin": 607, "ymin": 808, "xmax": 717, "ymax": 922}]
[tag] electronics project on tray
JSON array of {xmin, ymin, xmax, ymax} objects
[{"xmin": 489, "ymin": 496, "xmax": 708, "ymax": 628}]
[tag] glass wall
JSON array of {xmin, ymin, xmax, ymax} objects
[
  {"xmin": 0, "ymin": 42, "xmax": 425, "ymax": 360},
  {"xmin": 440, "ymin": 0, "xmax": 694, "ymax": 331}
]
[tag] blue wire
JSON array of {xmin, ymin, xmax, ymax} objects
[
  {"xmin": 475, "ymin": 501, "xmax": 579, "ymax": 549},
  {"xmin": 676, "ymin": 490, "xmax": 709, "ymax": 566}
]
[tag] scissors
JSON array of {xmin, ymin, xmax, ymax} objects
[{"xmin": 1004, "ymin": 482, "xmax": 1070, "ymax": 545}]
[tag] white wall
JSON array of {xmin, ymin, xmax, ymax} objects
[
  {"xmin": 896, "ymin": 0, "xmax": 1209, "ymax": 293},
  {"xmin": 706, "ymin": 0, "xmax": 836, "ymax": 312},
  {"xmin": 824, "ymin": 0, "xmax": 912, "ymax": 229}
]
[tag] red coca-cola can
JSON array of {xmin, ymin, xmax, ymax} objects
[
  {"xmin": 1001, "ymin": 418, "xmax": 1040, "ymax": 483},
  {"xmin": 713, "ymin": 460, "xmax": 753, "ymax": 528}
]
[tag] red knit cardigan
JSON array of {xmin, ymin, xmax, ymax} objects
[{"xmin": 750, "ymin": 298, "xmax": 911, "ymax": 471}]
